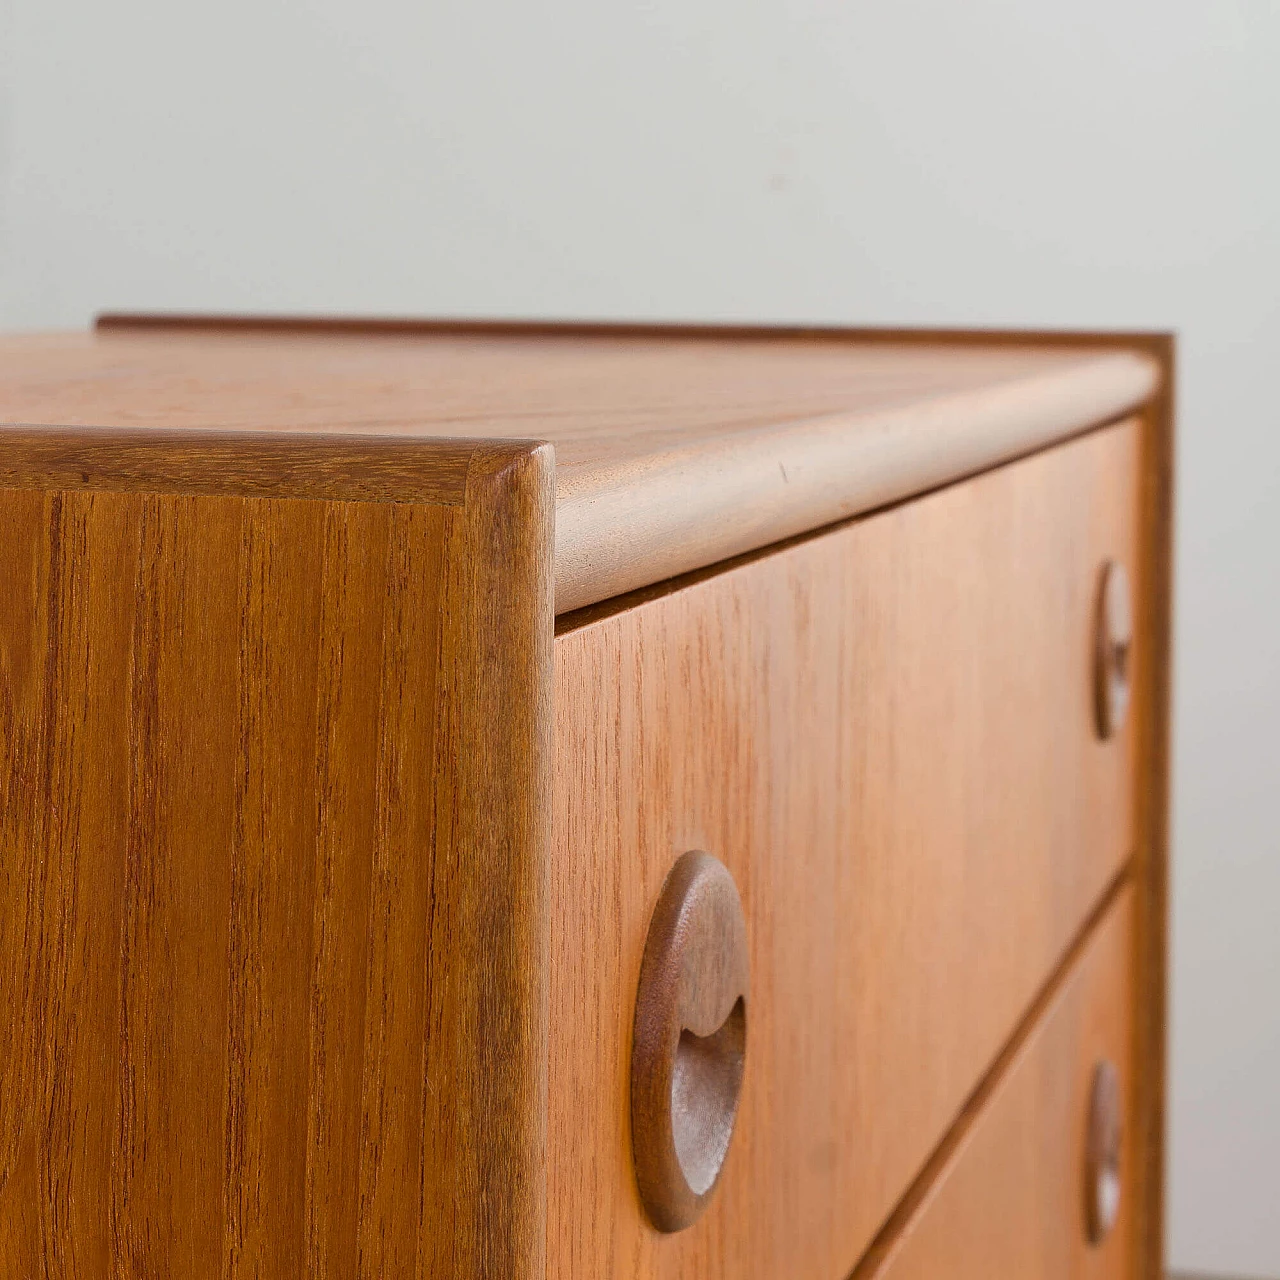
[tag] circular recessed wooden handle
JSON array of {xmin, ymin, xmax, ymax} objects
[
  {"xmin": 631, "ymin": 850, "xmax": 749, "ymax": 1233},
  {"xmin": 1085, "ymin": 1059, "xmax": 1123, "ymax": 1245},
  {"xmin": 1095, "ymin": 560, "xmax": 1133, "ymax": 740}
]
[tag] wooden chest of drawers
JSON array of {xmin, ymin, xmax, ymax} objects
[{"xmin": 0, "ymin": 318, "xmax": 1172, "ymax": 1279}]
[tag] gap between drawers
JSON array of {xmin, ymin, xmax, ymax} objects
[{"xmin": 846, "ymin": 860, "xmax": 1136, "ymax": 1279}]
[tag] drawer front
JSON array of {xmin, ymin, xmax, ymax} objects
[
  {"xmin": 550, "ymin": 420, "xmax": 1142, "ymax": 1278},
  {"xmin": 856, "ymin": 884, "xmax": 1136, "ymax": 1279}
]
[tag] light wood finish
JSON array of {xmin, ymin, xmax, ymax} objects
[
  {"xmin": 0, "ymin": 320, "xmax": 1159, "ymax": 611},
  {"xmin": 0, "ymin": 442, "xmax": 553, "ymax": 1277},
  {"xmin": 0, "ymin": 319, "xmax": 1174, "ymax": 1278},
  {"xmin": 852, "ymin": 885, "xmax": 1136, "ymax": 1279},
  {"xmin": 630, "ymin": 850, "xmax": 750, "ymax": 1233},
  {"xmin": 549, "ymin": 420, "xmax": 1142, "ymax": 1279},
  {"xmin": 0, "ymin": 429, "xmax": 475, "ymax": 503}
]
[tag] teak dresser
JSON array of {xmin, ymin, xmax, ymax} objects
[{"xmin": 0, "ymin": 317, "xmax": 1173, "ymax": 1279}]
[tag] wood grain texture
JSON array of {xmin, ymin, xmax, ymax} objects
[
  {"xmin": 0, "ymin": 320, "xmax": 1172, "ymax": 1278},
  {"xmin": 0, "ymin": 429, "xmax": 476, "ymax": 503},
  {"xmin": 852, "ymin": 885, "xmax": 1137, "ymax": 1280},
  {"xmin": 1, "ymin": 323, "xmax": 1158, "ymax": 611},
  {"xmin": 630, "ymin": 850, "xmax": 749, "ymax": 1234},
  {"xmin": 0, "ymin": 442, "xmax": 553, "ymax": 1278},
  {"xmin": 549, "ymin": 420, "xmax": 1143, "ymax": 1279}
]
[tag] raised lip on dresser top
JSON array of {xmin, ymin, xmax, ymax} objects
[{"xmin": 0, "ymin": 314, "xmax": 1164, "ymax": 614}]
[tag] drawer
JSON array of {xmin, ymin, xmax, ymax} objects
[
  {"xmin": 549, "ymin": 419, "xmax": 1142, "ymax": 1277},
  {"xmin": 855, "ymin": 883, "xmax": 1136, "ymax": 1278}
]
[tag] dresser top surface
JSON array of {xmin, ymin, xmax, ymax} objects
[{"xmin": 0, "ymin": 319, "xmax": 1160, "ymax": 612}]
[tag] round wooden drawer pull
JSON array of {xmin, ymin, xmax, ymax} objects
[
  {"xmin": 631, "ymin": 850, "xmax": 749, "ymax": 1233},
  {"xmin": 1086, "ymin": 1059, "xmax": 1123, "ymax": 1244},
  {"xmin": 1095, "ymin": 560, "xmax": 1133, "ymax": 739}
]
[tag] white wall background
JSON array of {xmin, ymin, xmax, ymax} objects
[{"xmin": 2, "ymin": 1, "xmax": 1277, "ymax": 1273}]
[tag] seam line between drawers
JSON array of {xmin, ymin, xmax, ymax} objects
[{"xmin": 846, "ymin": 861, "xmax": 1135, "ymax": 1280}]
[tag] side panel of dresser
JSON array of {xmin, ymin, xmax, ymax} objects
[
  {"xmin": 1130, "ymin": 343, "xmax": 1174, "ymax": 1280},
  {"xmin": 550, "ymin": 419, "xmax": 1144, "ymax": 1279},
  {"xmin": 0, "ymin": 441, "xmax": 553, "ymax": 1278},
  {"xmin": 854, "ymin": 884, "xmax": 1138, "ymax": 1278}
]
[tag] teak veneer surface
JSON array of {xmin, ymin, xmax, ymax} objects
[
  {"xmin": 854, "ymin": 885, "xmax": 1136, "ymax": 1280},
  {"xmin": 0, "ymin": 321, "xmax": 1173, "ymax": 1280},
  {"xmin": 0, "ymin": 323, "xmax": 1158, "ymax": 611},
  {"xmin": 0, "ymin": 443, "xmax": 553, "ymax": 1278},
  {"xmin": 549, "ymin": 420, "xmax": 1141, "ymax": 1279}
]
